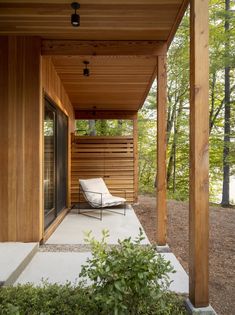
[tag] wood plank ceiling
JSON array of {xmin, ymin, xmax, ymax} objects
[
  {"xmin": 52, "ymin": 55, "xmax": 157, "ymax": 110},
  {"xmin": 0, "ymin": 0, "xmax": 188, "ymax": 111}
]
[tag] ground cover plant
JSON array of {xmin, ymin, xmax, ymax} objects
[{"xmin": 0, "ymin": 230, "xmax": 187, "ymax": 315}]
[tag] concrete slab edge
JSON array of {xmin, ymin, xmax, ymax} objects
[
  {"xmin": 156, "ymin": 244, "xmax": 171, "ymax": 253},
  {"xmin": 185, "ymin": 298, "xmax": 217, "ymax": 315},
  {"xmin": 3, "ymin": 243, "xmax": 39, "ymax": 286}
]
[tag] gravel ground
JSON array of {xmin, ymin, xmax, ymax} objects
[
  {"xmin": 39, "ymin": 244, "xmax": 139, "ymax": 252},
  {"xmin": 133, "ymin": 195, "xmax": 235, "ymax": 315},
  {"xmin": 39, "ymin": 244, "xmax": 93, "ymax": 252}
]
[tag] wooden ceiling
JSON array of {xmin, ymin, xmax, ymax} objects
[
  {"xmin": 52, "ymin": 55, "xmax": 157, "ymax": 110},
  {"xmin": 0, "ymin": 0, "xmax": 188, "ymax": 41},
  {"xmin": 0, "ymin": 0, "xmax": 189, "ymax": 111}
]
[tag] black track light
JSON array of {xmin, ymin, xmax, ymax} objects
[
  {"xmin": 71, "ymin": 2, "xmax": 80, "ymax": 27},
  {"xmin": 83, "ymin": 61, "xmax": 90, "ymax": 77}
]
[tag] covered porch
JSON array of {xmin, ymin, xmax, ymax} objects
[
  {"xmin": 0, "ymin": 0, "xmax": 213, "ymax": 312},
  {"xmin": 4, "ymin": 206, "xmax": 188, "ymax": 297}
]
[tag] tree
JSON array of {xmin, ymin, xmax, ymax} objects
[
  {"xmin": 88, "ymin": 120, "xmax": 96, "ymax": 136},
  {"xmin": 222, "ymin": 0, "xmax": 232, "ymax": 206}
]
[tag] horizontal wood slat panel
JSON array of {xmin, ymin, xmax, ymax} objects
[{"xmin": 71, "ymin": 136, "xmax": 135, "ymax": 204}]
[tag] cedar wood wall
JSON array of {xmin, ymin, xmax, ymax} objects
[{"xmin": 0, "ymin": 36, "xmax": 75, "ymax": 242}]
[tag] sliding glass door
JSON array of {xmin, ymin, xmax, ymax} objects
[
  {"xmin": 44, "ymin": 98, "xmax": 68, "ymax": 229},
  {"xmin": 44, "ymin": 102, "xmax": 56, "ymax": 228},
  {"xmin": 56, "ymin": 106, "xmax": 68, "ymax": 215}
]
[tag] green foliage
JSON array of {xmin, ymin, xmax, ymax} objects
[
  {"xmin": 76, "ymin": 120, "xmax": 133, "ymax": 136},
  {"xmin": 138, "ymin": 1, "xmax": 235, "ymax": 203},
  {"xmin": 0, "ymin": 231, "xmax": 187, "ymax": 315},
  {"xmin": 79, "ymin": 229, "xmax": 186, "ymax": 315},
  {"xmin": 0, "ymin": 282, "xmax": 96, "ymax": 315},
  {"xmin": 138, "ymin": 118, "xmax": 156, "ymax": 194}
]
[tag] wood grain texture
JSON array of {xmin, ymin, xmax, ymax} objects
[
  {"xmin": 71, "ymin": 136, "xmax": 135, "ymax": 204},
  {"xmin": 167, "ymin": 0, "xmax": 189, "ymax": 47},
  {"xmin": 42, "ymin": 56, "xmax": 75, "ymax": 212},
  {"xmin": 156, "ymin": 55, "xmax": 167, "ymax": 246},
  {"xmin": 42, "ymin": 56, "xmax": 75, "ymax": 132},
  {"xmin": 0, "ymin": 36, "xmax": 9, "ymax": 241},
  {"xmin": 52, "ymin": 55, "xmax": 158, "ymax": 111},
  {"xmin": 0, "ymin": 1, "xmax": 186, "ymax": 43},
  {"xmin": 42, "ymin": 40, "xmax": 167, "ymax": 56},
  {"xmin": 0, "ymin": 36, "xmax": 42, "ymax": 242},
  {"xmin": 189, "ymin": 0, "xmax": 209, "ymax": 307}
]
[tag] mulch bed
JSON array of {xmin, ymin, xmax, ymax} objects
[{"xmin": 133, "ymin": 195, "xmax": 235, "ymax": 315}]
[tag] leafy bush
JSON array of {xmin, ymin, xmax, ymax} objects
[
  {"xmin": 0, "ymin": 283, "xmax": 96, "ymax": 315},
  {"xmin": 0, "ymin": 230, "xmax": 187, "ymax": 315},
  {"xmin": 79, "ymin": 229, "xmax": 187, "ymax": 315}
]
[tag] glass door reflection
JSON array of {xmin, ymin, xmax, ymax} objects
[{"xmin": 44, "ymin": 102, "xmax": 56, "ymax": 229}]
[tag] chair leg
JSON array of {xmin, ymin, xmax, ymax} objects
[
  {"xmin": 78, "ymin": 185, "xmax": 81, "ymax": 215},
  {"xmin": 124, "ymin": 202, "xmax": 127, "ymax": 216}
]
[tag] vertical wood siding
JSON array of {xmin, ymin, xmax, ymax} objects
[
  {"xmin": 42, "ymin": 56, "xmax": 75, "ymax": 209},
  {"xmin": 0, "ymin": 36, "xmax": 42, "ymax": 242}
]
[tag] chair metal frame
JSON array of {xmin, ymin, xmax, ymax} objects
[{"xmin": 76, "ymin": 183, "xmax": 127, "ymax": 220}]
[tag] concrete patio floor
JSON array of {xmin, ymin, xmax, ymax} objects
[
  {"xmin": 15, "ymin": 251, "xmax": 188, "ymax": 294},
  {"xmin": 0, "ymin": 242, "xmax": 38, "ymax": 286},
  {"xmin": 46, "ymin": 206, "xmax": 149, "ymax": 245},
  {"xmin": 14, "ymin": 207, "xmax": 189, "ymax": 294}
]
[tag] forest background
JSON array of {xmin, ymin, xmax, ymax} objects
[{"xmin": 76, "ymin": 0, "xmax": 235, "ymax": 206}]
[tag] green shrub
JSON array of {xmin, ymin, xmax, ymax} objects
[
  {"xmin": 0, "ymin": 230, "xmax": 187, "ymax": 315},
  {"xmin": 79, "ymin": 229, "xmax": 187, "ymax": 315},
  {"xmin": 0, "ymin": 283, "xmax": 97, "ymax": 315}
]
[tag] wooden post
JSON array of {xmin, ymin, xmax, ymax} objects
[
  {"xmin": 156, "ymin": 55, "xmax": 167, "ymax": 245},
  {"xmin": 189, "ymin": 0, "xmax": 209, "ymax": 307},
  {"xmin": 133, "ymin": 115, "xmax": 138, "ymax": 203}
]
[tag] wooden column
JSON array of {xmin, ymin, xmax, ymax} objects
[
  {"xmin": 0, "ymin": 36, "xmax": 42, "ymax": 242},
  {"xmin": 133, "ymin": 115, "xmax": 139, "ymax": 203},
  {"xmin": 189, "ymin": 0, "xmax": 209, "ymax": 307},
  {"xmin": 156, "ymin": 55, "xmax": 167, "ymax": 245}
]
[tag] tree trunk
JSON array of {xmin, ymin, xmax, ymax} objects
[
  {"xmin": 167, "ymin": 100, "xmax": 183, "ymax": 188},
  {"xmin": 173, "ymin": 122, "xmax": 176, "ymax": 193},
  {"xmin": 118, "ymin": 120, "xmax": 123, "ymax": 136},
  {"xmin": 221, "ymin": 0, "xmax": 231, "ymax": 207},
  {"xmin": 88, "ymin": 120, "xmax": 96, "ymax": 136}
]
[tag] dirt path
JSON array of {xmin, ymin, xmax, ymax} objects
[{"xmin": 133, "ymin": 195, "xmax": 235, "ymax": 315}]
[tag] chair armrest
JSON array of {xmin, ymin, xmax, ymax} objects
[
  {"xmin": 80, "ymin": 189, "xmax": 103, "ymax": 196},
  {"xmin": 79, "ymin": 187, "xmax": 104, "ymax": 207}
]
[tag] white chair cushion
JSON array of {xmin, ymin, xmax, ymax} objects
[
  {"xmin": 79, "ymin": 178, "xmax": 126, "ymax": 208},
  {"xmin": 102, "ymin": 195, "xmax": 125, "ymax": 208}
]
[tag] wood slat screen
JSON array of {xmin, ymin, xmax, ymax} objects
[{"xmin": 71, "ymin": 136, "xmax": 135, "ymax": 204}]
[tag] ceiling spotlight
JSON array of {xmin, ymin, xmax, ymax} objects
[
  {"xmin": 83, "ymin": 61, "xmax": 90, "ymax": 77},
  {"xmin": 71, "ymin": 2, "xmax": 80, "ymax": 27}
]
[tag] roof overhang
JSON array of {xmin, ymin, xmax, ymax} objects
[{"xmin": 0, "ymin": 0, "xmax": 189, "ymax": 112}]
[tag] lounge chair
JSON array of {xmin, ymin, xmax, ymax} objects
[{"xmin": 78, "ymin": 178, "xmax": 127, "ymax": 220}]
